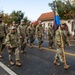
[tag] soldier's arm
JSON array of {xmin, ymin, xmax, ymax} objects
[
  {"xmin": 36, "ymin": 26, "xmax": 40, "ymax": 35},
  {"xmin": 4, "ymin": 25, "xmax": 6, "ymax": 36},
  {"xmin": 49, "ymin": 27, "xmax": 53, "ymax": 36},
  {"xmin": 5, "ymin": 34, "xmax": 11, "ymax": 47},
  {"xmin": 64, "ymin": 30, "xmax": 70, "ymax": 45},
  {"xmin": 17, "ymin": 26, "xmax": 21, "ymax": 37},
  {"xmin": 27, "ymin": 27, "xmax": 30, "ymax": 36}
]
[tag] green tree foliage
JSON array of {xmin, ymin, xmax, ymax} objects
[
  {"xmin": 48, "ymin": 0, "xmax": 75, "ymax": 20},
  {"xmin": 0, "ymin": 10, "xmax": 29, "ymax": 25},
  {"xmin": 10, "ymin": 10, "xmax": 24, "ymax": 24}
]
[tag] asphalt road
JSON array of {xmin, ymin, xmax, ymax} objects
[{"xmin": 0, "ymin": 39, "xmax": 75, "ymax": 75}]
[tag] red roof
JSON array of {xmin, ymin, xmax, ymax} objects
[
  {"xmin": 32, "ymin": 21, "xmax": 38, "ymax": 25},
  {"xmin": 38, "ymin": 12, "xmax": 54, "ymax": 21}
]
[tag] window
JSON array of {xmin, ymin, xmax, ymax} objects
[
  {"xmin": 43, "ymin": 23, "xmax": 45, "ymax": 29},
  {"xmin": 48, "ymin": 23, "xmax": 50, "ymax": 26},
  {"xmin": 72, "ymin": 22, "xmax": 75, "ymax": 31}
]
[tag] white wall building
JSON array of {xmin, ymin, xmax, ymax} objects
[{"xmin": 38, "ymin": 12, "xmax": 75, "ymax": 35}]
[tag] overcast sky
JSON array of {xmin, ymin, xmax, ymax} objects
[{"xmin": 0, "ymin": 0, "xmax": 53, "ymax": 21}]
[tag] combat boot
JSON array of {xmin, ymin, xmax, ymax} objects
[
  {"xmin": 31, "ymin": 43, "xmax": 33, "ymax": 48},
  {"xmin": 21, "ymin": 50, "xmax": 26, "ymax": 53},
  {"xmin": 0, "ymin": 48, "xmax": 2, "ymax": 58},
  {"xmin": 10, "ymin": 60, "xmax": 14, "ymax": 66},
  {"xmin": 49, "ymin": 46, "xmax": 53, "ymax": 49},
  {"xmin": 0, "ymin": 54, "xmax": 2, "ymax": 58},
  {"xmin": 53, "ymin": 59, "xmax": 60, "ymax": 66},
  {"xmin": 64, "ymin": 64, "xmax": 70, "ymax": 70},
  {"xmin": 30, "ymin": 43, "xmax": 32, "ymax": 48},
  {"xmin": 16, "ymin": 60, "xmax": 21, "ymax": 66}
]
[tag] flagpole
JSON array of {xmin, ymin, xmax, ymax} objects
[
  {"xmin": 55, "ymin": 0, "xmax": 67, "ymax": 65},
  {"xmin": 59, "ymin": 26, "xmax": 67, "ymax": 65}
]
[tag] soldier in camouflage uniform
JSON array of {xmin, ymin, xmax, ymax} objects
[
  {"xmin": 36, "ymin": 22, "xmax": 44, "ymax": 49},
  {"xmin": 5, "ymin": 26, "xmax": 21, "ymax": 66},
  {"xmin": 48, "ymin": 23, "xmax": 54, "ymax": 49},
  {"xmin": 32, "ymin": 24, "xmax": 36, "ymax": 43},
  {"xmin": 53, "ymin": 23, "xmax": 71, "ymax": 69},
  {"xmin": 12, "ymin": 21, "xmax": 17, "ymax": 28},
  {"xmin": 27, "ymin": 23, "xmax": 35, "ymax": 47},
  {"xmin": 0, "ymin": 16, "xmax": 6, "ymax": 58},
  {"xmin": 5, "ymin": 24, "xmax": 10, "ymax": 35},
  {"xmin": 17, "ymin": 20, "xmax": 27, "ymax": 53}
]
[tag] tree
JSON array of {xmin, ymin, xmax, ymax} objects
[
  {"xmin": 48, "ymin": 0, "xmax": 75, "ymax": 20},
  {"xmin": 10, "ymin": 10, "xmax": 24, "ymax": 24},
  {"xmin": 0, "ymin": 10, "xmax": 30, "ymax": 25}
]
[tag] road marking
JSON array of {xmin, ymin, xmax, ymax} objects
[
  {"xmin": 0, "ymin": 62, "xmax": 17, "ymax": 75},
  {"xmin": 27, "ymin": 44, "xmax": 75, "ymax": 57}
]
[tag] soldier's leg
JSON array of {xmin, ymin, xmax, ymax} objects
[
  {"xmin": 29, "ymin": 35, "xmax": 33, "ymax": 47},
  {"xmin": 7, "ymin": 48, "xmax": 14, "ymax": 65},
  {"xmin": 58, "ymin": 50, "xmax": 70, "ymax": 69},
  {"xmin": 21, "ymin": 43, "xmax": 26, "ymax": 53},
  {"xmin": 1, "ymin": 37, "xmax": 6, "ymax": 52},
  {"xmin": 41, "ymin": 36, "xmax": 43, "ymax": 44},
  {"xmin": 38, "ymin": 37, "xmax": 41, "ymax": 48},
  {"xmin": 20, "ymin": 38, "xmax": 26, "ymax": 53},
  {"xmin": 31, "ymin": 35, "xmax": 34, "ymax": 47},
  {"xmin": 32, "ymin": 35, "xmax": 35, "ymax": 44},
  {"xmin": 0, "ymin": 38, "xmax": 3, "ymax": 58},
  {"xmin": 58, "ymin": 48, "xmax": 70, "ymax": 69},
  {"xmin": 48, "ymin": 36, "xmax": 53, "ymax": 49},
  {"xmin": 15, "ymin": 48, "xmax": 21, "ymax": 66},
  {"xmin": 53, "ymin": 48, "xmax": 61, "ymax": 66},
  {"xmin": 48, "ymin": 36, "xmax": 51, "ymax": 48}
]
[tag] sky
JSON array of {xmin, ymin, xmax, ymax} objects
[{"xmin": 0, "ymin": 0, "xmax": 53, "ymax": 21}]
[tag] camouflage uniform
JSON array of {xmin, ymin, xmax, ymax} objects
[
  {"xmin": 18, "ymin": 24, "xmax": 27, "ymax": 53},
  {"xmin": 5, "ymin": 26, "xmax": 21, "ymax": 66},
  {"xmin": 54, "ymin": 28, "xmax": 70, "ymax": 63},
  {"xmin": 48, "ymin": 25, "xmax": 54, "ymax": 49},
  {"xmin": 54, "ymin": 24, "xmax": 70, "ymax": 69},
  {"xmin": 0, "ymin": 22, "xmax": 6, "ymax": 58},
  {"xmin": 36, "ymin": 24, "xmax": 44, "ymax": 48},
  {"xmin": 27, "ymin": 25, "xmax": 35, "ymax": 47}
]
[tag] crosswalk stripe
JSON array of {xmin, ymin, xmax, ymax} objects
[{"xmin": 0, "ymin": 62, "xmax": 17, "ymax": 75}]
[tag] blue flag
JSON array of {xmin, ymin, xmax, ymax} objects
[{"xmin": 53, "ymin": 2, "xmax": 60, "ymax": 31}]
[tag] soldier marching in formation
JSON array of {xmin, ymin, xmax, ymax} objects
[
  {"xmin": 36, "ymin": 22, "xmax": 44, "ymax": 49},
  {"xmin": 17, "ymin": 20, "xmax": 27, "ymax": 53},
  {"xmin": 0, "ymin": 16, "xmax": 6, "ymax": 58},
  {"xmin": 0, "ymin": 16, "xmax": 71, "ymax": 70},
  {"xmin": 27, "ymin": 23, "xmax": 35, "ymax": 47},
  {"xmin": 48, "ymin": 23, "xmax": 54, "ymax": 49},
  {"xmin": 53, "ymin": 23, "xmax": 71, "ymax": 69},
  {"xmin": 5, "ymin": 26, "xmax": 21, "ymax": 66}
]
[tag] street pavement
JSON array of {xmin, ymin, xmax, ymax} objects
[{"xmin": 0, "ymin": 39, "xmax": 75, "ymax": 75}]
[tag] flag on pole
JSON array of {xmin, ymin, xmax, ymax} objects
[{"xmin": 53, "ymin": 2, "xmax": 60, "ymax": 31}]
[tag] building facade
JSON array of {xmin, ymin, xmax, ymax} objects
[{"xmin": 37, "ymin": 12, "xmax": 75, "ymax": 35}]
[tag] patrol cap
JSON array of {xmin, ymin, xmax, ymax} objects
[{"xmin": 10, "ymin": 26, "xmax": 16, "ymax": 30}]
